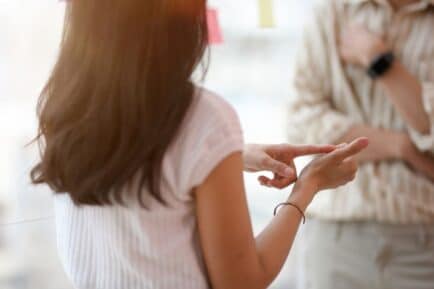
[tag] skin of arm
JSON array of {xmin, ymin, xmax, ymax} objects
[
  {"xmin": 339, "ymin": 125, "xmax": 434, "ymax": 181},
  {"xmin": 338, "ymin": 125, "xmax": 403, "ymax": 162},
  {"xmin": 339, "ymin": 25, "xmax": 434, "ymax": 180},
  {"xmin": 195, "ymin": 139, "xmax": 368, "ymax": 289},
  {"xmin": 377, "ymin": 61, "xmax": 429, "ymax": 134},
  {"xmin": 339, "ymin": 25, "xmax": 430, "ymax": 134}
]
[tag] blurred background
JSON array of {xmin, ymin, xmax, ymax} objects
[{"xmin": 0, "ymin": 0, "xmax": 313, "ymax": 288}]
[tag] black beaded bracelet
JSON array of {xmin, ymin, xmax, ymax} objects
[{"xmin": 273, "ymin": 202, "xmax": 306, "ymax": 224}]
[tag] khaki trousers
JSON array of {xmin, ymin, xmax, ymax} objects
[{"xmin": 301, "ymin": 219, "xmax": 434, "ymax": 289}]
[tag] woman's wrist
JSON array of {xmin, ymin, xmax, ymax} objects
[{"xmin": 287, "ymin": 180, "xmax": 317, "ymax": 211}]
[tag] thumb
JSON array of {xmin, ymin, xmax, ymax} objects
[
  {"xmin": 331, "ymin": 137, "xmax": 369, "ymax": 161},
  {"xmin": 263, "ymin": 157, "xmax": 294, "ymax": 177}
]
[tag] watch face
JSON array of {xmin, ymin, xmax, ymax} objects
[{"xmin": 368, "ymin": 52, "xmax": 395, "ymax": 78}]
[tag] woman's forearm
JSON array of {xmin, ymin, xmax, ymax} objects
[
  {"xmin": 197, "ymin": 142, "xmax": 367, "ymax": 289},
  {"xmin": 254, "ymin": 184, "xmax": 314, "ymax": 287},
  {"xmin": 252, "ymin": 138, "xmax": 369, "ymax": 287}
]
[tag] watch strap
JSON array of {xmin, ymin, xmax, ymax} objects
[{"xmin": 367, "ymin": 51, "xmax": 395, "ymax": 79}]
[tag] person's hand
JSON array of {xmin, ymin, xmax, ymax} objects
[
  {"xmin": 398, "ymin": 135, "xmax": 434, "ymax": 181},
  {"xmin": 339, "ymin": 125, "xmax": 407, "ymax": 163},
  {"xmin": 290, "ymin": 138, "xmax": 369, "ymax": 207},
  {"xmin": 339, "ymin": 25, "xmax": 389, "ymax": 68},
  {"xmin": 243, "ymin": 143, "xmax": 336, "ymax": 189}
]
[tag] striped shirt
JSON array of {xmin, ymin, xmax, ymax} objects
[
  {"xmin": 288, "ymin": 0, "xmax": 434, "ymax": 223},
  {"xmin": 54, "ymin": 89, "xmax": 244, "ymax": 289}
]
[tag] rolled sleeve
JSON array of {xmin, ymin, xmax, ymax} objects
[{"xmin": 408, "ymin": 82, "xmax": 434, "ymax": 154}]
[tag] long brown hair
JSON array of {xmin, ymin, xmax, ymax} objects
[{"xmin": 31, "ymin": 0, "xmax": 209, "ymax": 206}]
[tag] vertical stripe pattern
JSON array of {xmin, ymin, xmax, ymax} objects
[{"xmin": 288, "ymin": 0, "xmax": 434, "ymax": 224}]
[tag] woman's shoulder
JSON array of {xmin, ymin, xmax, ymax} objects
[
  {"xmin": 164, "ymin": 87, "xmax": 243, "ymax": 195},
  {"xmin": 191, "ymin": 87, "xmax": 239, "ymax": 125},
  {"xmin": 176, "ymin": 86, "xmax": 242, "ymax": 143},
  {"xmin": 194, "ymin": 87, "xmax": 236, "ymax": 114}
]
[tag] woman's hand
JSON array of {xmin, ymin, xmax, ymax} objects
[
  {"xmin": 290, "ymin": 138, "xmax": 369, "ymax": 208},
  {"xmin": 243, "ymin": 143, "xmax": 336, "ymax": 189},
  {"xmin": 196, "ymin": 139, "xmax": 367, "ymax": 289}
]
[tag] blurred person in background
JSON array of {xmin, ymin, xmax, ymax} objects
[{"xmin": 288, "ymin": 0, "xmax": 434, "ymax": 288}]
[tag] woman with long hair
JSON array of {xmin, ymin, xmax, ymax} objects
[{"xmin": 31, "ymin": 1, "xmax": 368, "ymax": 288}]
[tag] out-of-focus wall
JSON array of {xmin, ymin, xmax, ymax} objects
[{"xmin": 0, "ymin": 1, "xmax": 69, "ymax": 289}]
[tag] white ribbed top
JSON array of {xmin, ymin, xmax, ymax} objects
[{"xmin": 54, "ymin": 89, "xmax": 244, "ymax": 289}]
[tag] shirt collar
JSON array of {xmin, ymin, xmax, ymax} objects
[{"xmin": 344, "ymin": 0, "xmax": 434, "ymax": 12}]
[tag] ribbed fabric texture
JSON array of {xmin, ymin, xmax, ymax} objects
[
  {"xmin": 288, "ymin": 0, "xmax": 434, "ymax": 223},
  {"xmin": 54, "ymin": 89, "xmax": 244, "ymax": 289}
]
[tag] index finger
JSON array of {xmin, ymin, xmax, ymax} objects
[
  {"xmin": 291, "ymin": 144, "xmax": 336, "ymax": 157},
  {"xmin": 330, "ymin": 137, "xmax": 369, "ymax": 161}
]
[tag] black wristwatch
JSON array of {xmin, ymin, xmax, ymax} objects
[{"xmin": 367, "ymin": 51, "xmax": 395, "ymax": 79}]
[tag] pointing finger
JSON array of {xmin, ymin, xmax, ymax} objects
[{"xmin": 291, "ymin": 144, "xmax": 336, "ymax": 157}]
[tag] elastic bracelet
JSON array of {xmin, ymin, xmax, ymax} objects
[{"xmin": 273, "ymin": 202, "xmax": 306, "ymax": 224}]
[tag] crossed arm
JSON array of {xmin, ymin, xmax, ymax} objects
[
  {"xmin": 339, "ymin": 26, "xmax": 431, "ymax": 136},
  {"xmin": 288, "ymin": 6, "xmax": 434, "ymax": 180},
  {"xmin": 338, "ymin": 26, "xmax": 434, "ymax": 180},
  {"xmin": 377, "ymin": 61, "xmax": 429, "ymax": 134}
]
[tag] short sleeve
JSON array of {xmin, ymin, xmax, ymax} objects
[
  {"xmin": 408, "ymin": 82, "xmax": 434, "ymax": 154},
  {"xmin": 165, "ymin": 89, "xmax": 244, "ymax": 198},
  {"xmin": 188, "ymin": 94, "xmax": 244, "ymax": 188}
]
